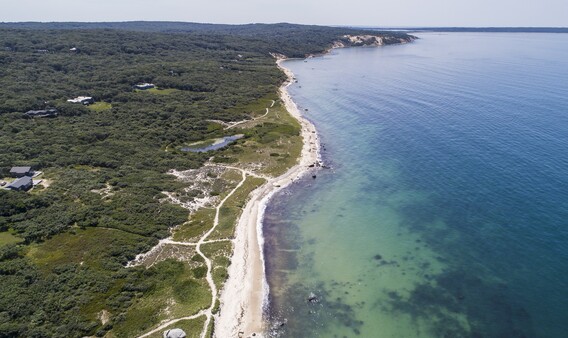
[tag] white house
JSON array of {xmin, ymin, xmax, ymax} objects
[
  {"xmin": 134, "ymin": 83, "xmax": 156, "ymax": 90},
  {"xmin": 67, "ymin": 96, "xmax": 94, "ymax": 105}
]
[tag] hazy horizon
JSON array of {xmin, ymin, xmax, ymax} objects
[
  {"xmin": 0, "ymin": 20, "xmax": 567, "ymax": 29},
  {"xmin": 1, "ymin": 0, "xmax": 567, "ymax": 28}
]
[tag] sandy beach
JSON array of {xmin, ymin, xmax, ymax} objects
[{"xmin": 215, "ymin": 59, "xmax": 321, "ymax": 338}]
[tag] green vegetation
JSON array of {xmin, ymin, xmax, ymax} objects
[
  {"xmin": 144, "ymin": 87, "xmax": 179, "ymax": 95},
  {"xmin": 201, "ymin": 241, "xmax": 233, "ymax": 293},
  {"xmin": 210, "ymin": 176, "xmax": 266, "ymax": 240},
  {"xmin": 0, "ymin": 22, "xmax": 414, "ymax": 337},
  {"xmin": 87, "ymin": 101, "xmax": 112, "ymax": 112},
  {"xmin": 145, "ymin": 317, "xmax": 206, "ymax": 338},
  {"xmin": 172, "ymin": 208, "xmax": 215, "ymax": 242},
  {"xmin": 217, "ymin": 100, "xmax": 304, "ymax": 176},
  {"xmin": 110, "ymin": 260, "xmax": 211, "ymax": 337},
  {"xmin": 0, "ymin": 230, "xmax": 22, "ymax": 247}
]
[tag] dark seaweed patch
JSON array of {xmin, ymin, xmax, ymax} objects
[
  {"xmin": 267, "ymin": 281, "xmax": 363, "ymax": 337},
  {"xmin": 385, "ymin": 269, "xmax": 534, "ymax": 337}
]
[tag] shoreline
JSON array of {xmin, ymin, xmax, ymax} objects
[{"xmin": 215, "ymin": 58, "xmax": 321, "ymax": 337}]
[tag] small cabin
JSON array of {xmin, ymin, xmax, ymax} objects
[
  {"xmin": 10, "ymin": 166, "xmax": 33, "ymax": 178},
  {"xmin": 7, "ymin": 176, "xmax": 33, "ymax": 191},
  {"xmin": 134, "ymin": 83, "xmax": 155, "ymax": 90},
  {"xmin": 24, "ymin": 109, "xmax": 58, "ymax": 118},
  {"xmin": 67, "ymin": 96, "xmax": 94, "ymax": 105}
]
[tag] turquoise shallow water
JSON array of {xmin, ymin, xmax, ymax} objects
[{"xmin": 264, "ymin": 33, "xmax": 568, "ymax": 337}]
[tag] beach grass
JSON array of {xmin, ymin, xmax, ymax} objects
[
  {"xmin": 0, "ymin": 230, "xmax": 23, "ymax": 246},
  {"xmin": 145, "ymin": 88, "xmax": 179, "ymax": 95},
  {"xmin": 215, "ymin": 101, "xmax": 303, "ymax": 176},
  {"xmin": 87, "ymin": 102, "xmax": 112, "ymax": 112},
  {"xmin": 201, "ymin": 240, "xmax": 232, "ymax": 292},
  {"xmin": 111, "ymin": 260, "xmax": 211, "ymax": 337},
  {"xmin": 209, "ymin": 176, "xmax": 265, "ymax": 240},
  {"xmin": 172, "ymin": 208, "xmax": 216, "ymax": 242},
  {"xmin": 225, "ymin": 93, "xmax": 279, "ymax": 118},
  {"xmin": 144, "ymin": 317, "xmax": 206, "ymax": 338},
  {"xmin": 26, "ymin": 227, "xmax": 148, "ymax": 271},
  {"xmin": 205, "ymin": 317, "xmax": 215, "ymax": 338},
  {"xmin": 25, "ymin": 227, "xmax": 212, "ymax": 335}
]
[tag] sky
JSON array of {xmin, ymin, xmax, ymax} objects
[{"xmin": 1, "ymin": 0, "xmax": 567, "ymax": 27}]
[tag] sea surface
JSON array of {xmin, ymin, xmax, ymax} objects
[{"xmin": 263, "ymin": 33, "xmax": 568, "ymax": 337}]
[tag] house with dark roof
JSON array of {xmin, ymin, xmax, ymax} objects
[
  {"xmin": 24, "ymin": 109, "xmax": 58, "ymax": 118},
  {"xmin": 7, "ymin": 176, "xmax": 33, "ymax": 191},
  {"xmin": 10, "ymin": 166, "xmax": 33, "ymax": 178}
]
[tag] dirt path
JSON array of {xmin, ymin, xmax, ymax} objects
[
  {"xmin": 135, "ymin": 96, "xmax": 276, "ymax": 337},
  {"xmin": 137, "ymin": 169, "xmax": 248, "ymax": 338},
  {"xmin": 225, "ymin": 100, "xmax": 275, "ymax": 130},
  {"xmin": 197, "ymin": 169, "xmax": 246, "ymax": 338},
  {"xmin": 138, "ymin": 311, "xmax": 207, "ymax": 338},
  {"xmin": 135, "ymin": 94, "xmax": 306, "ymax": 338}
]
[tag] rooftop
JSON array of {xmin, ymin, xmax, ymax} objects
[
  {"xmin": 10, "ymin": 166, "xmax": 32, "ymax": 174},
  {"xmin": 8, "ymin": 176, "xmax": 32, "ymax": 190},
  {"xmin": 134, "ymin": 83, "xmax": 155, "ymax": 89},
  {"xmin": 25, "ymin": 109, "xmax": 58, "ymax": 117},
  {"xmin": 67, "ymin": 96, "xmax": 93, "ymax": 103}
]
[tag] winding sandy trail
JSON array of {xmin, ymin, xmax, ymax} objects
[
  {"xmin": 138, "ymin": 168, "xmax": 248, "ymax": 338},
  {"xmin": 225, "ymin": 100, "xmax": 275, "ymax": 130},
  {"xmin": 215, "ymin": 59, "xmax": 321, "ymax": 338},
  {"xmin": 198, "ymin": 169, "xmax": 247, "ymax": 338},
  {"xmin": 137, "ymin": 61, "xmax": 319, "ymax": 338}
]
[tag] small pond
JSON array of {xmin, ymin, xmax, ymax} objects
[{"xmin": 180, "ymin": 134, "xmax": 244, "ymax": 152}]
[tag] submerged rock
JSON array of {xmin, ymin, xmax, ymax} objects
[{"xmin": 307, "ymin": 292, "xmax": 319, "ymax": 303}]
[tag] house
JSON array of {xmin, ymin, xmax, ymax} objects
[
  {"xmin": 163, "ymin": 329, "xmax": 186, "ymax": 338},
  {"xmin": 10, "ymin": 166, "xmax": 33, "ymax": 178},
  {"xmin": 7, "ymin": 176, "xmax": 33, "ymax": 191},
  {"xmin": 134, "ymin": 83, "xmax": 155, "ymax": 90},
  {"xmin": 24, "ymin": 109, "xmax": 58, "ymax": 118},
  {"xmin": 67, "ymin": 96, "xmax": 94, "ymax": 105}
]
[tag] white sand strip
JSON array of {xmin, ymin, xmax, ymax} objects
[{"xmin": 215, "ymin": 58, "xmax": 321, "ymax": 338}]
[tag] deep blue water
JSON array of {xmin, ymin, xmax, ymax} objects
[{"xmin": 264, "ymin": 33, "xmax": 568, "ymax": 337}]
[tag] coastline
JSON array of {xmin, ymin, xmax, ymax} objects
[{"xmin": 215, "ymin": 58, "xmax": 321, "ymax": 337}]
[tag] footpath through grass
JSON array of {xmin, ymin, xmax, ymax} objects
[{"xmin": 132, "ymin": 93, "xmax": 303, "ymax": 337}]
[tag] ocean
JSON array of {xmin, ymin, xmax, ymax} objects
[{"xmin": 263, "ymin": 33, "xmax": 568, "ymax": 337}]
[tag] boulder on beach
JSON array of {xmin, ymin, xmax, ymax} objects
[{"xmin": 164, "ymin": 328, "xmax": 186, "ymax": 338}]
